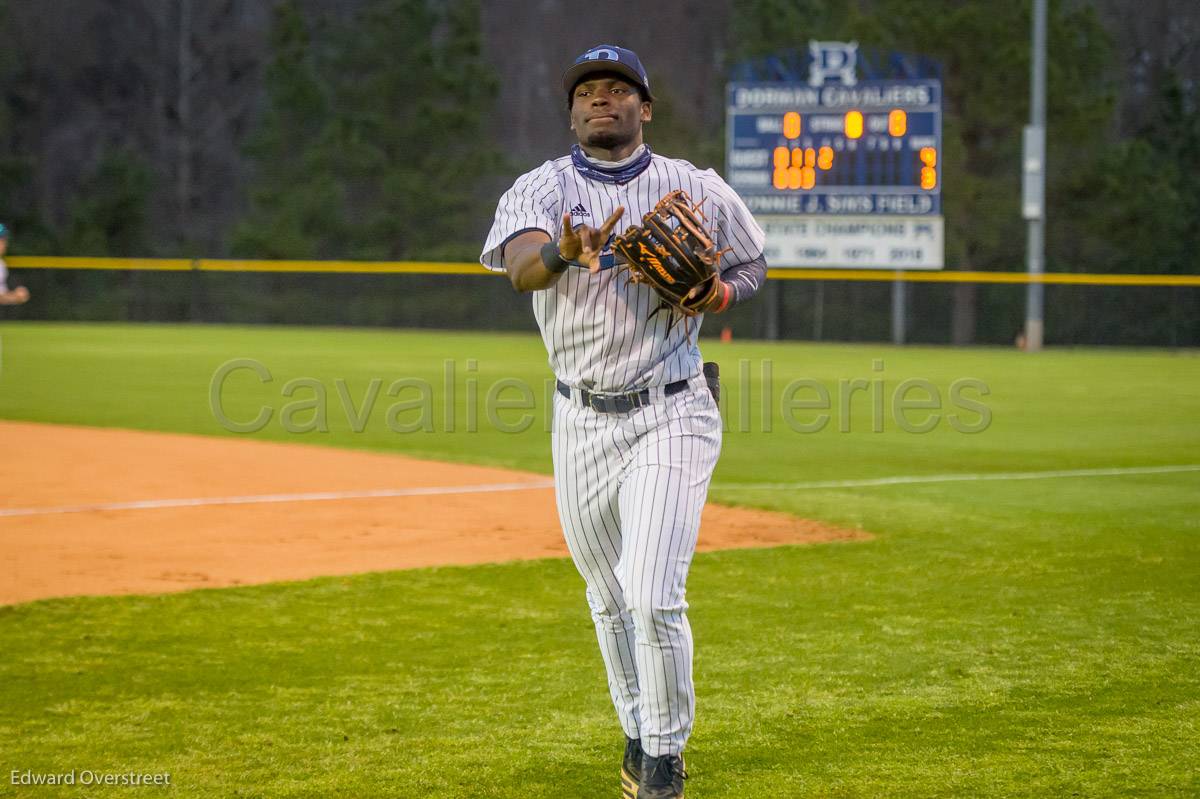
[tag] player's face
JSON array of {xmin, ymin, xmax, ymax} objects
[
  {"xmin": 0, "ymin": 238, "xmax": 7, "ymax": 256},
  {"xmin": 569, "ymin": 75, "xmax": 652, "ymax": 152}
]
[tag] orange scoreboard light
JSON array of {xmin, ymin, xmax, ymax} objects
[{"xmin": 726, "ymin": 79, "xmax": 942, "ymax": 216}]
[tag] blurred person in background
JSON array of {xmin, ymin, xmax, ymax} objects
[{"xmin": 0, "ymin": 224, "xmax": 31, "ymax": 305}]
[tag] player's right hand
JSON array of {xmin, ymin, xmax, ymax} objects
[{"xmin": 559, "ymin": 207, "xmax": 625, "ymax": 273}]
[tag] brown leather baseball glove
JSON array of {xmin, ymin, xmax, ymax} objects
[{"xmin": 613, "ymin": 190, "xmax": 729, "ymax": 317}]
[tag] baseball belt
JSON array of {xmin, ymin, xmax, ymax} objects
[
  {"xmin": 557, "ymin": 362, "xmax": 721, "ymax": 414},
  {"xmin": 556, "ymin": 378, "xmax": 689, "ymax": 414}
]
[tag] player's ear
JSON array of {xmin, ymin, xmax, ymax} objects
[{"xmin": 641, "ymin": 101, "xmax": 653, "ymax": 123}]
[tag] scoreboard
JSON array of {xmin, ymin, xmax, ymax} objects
[
  {"xmin": 727, "ymin": 80, "xmax": 942, "ymax": 215},
  {"xmin": 726, "ymin": 70, "xmax": 944, "ymax": 269}
]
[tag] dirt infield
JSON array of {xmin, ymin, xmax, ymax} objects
[{"xmin": 0, "ymin": 421, "xmax": 867, "ymax": 604}]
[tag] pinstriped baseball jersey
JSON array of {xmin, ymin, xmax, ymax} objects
[{"xmin": 481, "ymin": 148, "xmax": 765, "ymax": 393}]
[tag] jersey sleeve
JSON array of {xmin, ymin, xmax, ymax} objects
[
  {"xmin": 700, "ymin": 169, "xmax": 766, "ymax": 272},
  {"xmin": 480, "ymin": 162, "xmax": 561, "ymax": 272}
]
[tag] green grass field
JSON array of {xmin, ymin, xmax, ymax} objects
[{"xmin": 1, "ymin": 322, "xmax": 1197, "ymax": 797}]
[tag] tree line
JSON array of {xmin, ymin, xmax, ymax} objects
[{"xmin": 0, "ymin": 0, "xmax": 1195, "ymax": 344}]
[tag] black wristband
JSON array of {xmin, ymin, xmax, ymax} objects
[{"xmin": 540, "ymin": 241, "xmax": 570, "ymax": 274}]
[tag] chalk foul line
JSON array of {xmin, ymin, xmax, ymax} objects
[
  {"xmin": 1, "ymin": 464, "xmax": 1196, "ymax": 519},
  {"xmin": 0, "ymin": 480, "xmax": 556, "ymax": 519},
  {"xmin": 713, "ymin": 464, "xmax": 1200, "ymax": 491}
]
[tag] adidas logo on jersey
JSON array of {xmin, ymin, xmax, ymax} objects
[{"xmin": 569, "ymin": 203, "xmax": 591, "ymax": 219}]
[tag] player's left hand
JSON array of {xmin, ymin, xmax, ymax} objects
[{"xmin": 683, "ymin": 276, "xmax": 732, "ymax": 314}]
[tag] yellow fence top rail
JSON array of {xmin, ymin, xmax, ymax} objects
[
  {"xmin": 9, "ymin": 256, "xmax": 194, "ymax": 271},
  {"xmin": 764, "ymin": 268, "xmax": 1200, "ymax": 286},
  {"xmin": 198, "ymin": 259, "xmax": 482, "ymax": 275},
  {"xmin": 8, "ymin": 255, "xmax": 1199, "ymax": 287}
]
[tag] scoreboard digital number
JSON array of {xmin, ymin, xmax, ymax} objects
[{"xmin": 727, "ymin": 78, "xmax": 944, "ymax": 268}]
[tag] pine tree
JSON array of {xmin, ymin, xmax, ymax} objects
[
  {"xmin": 235, "ymin": 0, "xmax": 340, "ymax": 259},
  {"xmin": 237, "ymin": 0, "xmax": 503, "ymax": 262}
]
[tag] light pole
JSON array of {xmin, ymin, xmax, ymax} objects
[{"xmin": 1023, "ymin": 0, "xmax": 1048, "ymax": 351}]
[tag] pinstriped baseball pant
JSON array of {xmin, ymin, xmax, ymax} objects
[{"xmin": 551, "ymin": 376, "xmax": 722, "ymax": 757}]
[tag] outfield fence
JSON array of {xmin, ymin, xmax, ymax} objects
[{"xmin": 3, "ymin": 257, "xmax": 1197, "ymax": 347}]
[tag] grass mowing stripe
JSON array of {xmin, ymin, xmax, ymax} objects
[{"xmin": 717, "ymin": 463, "xmax": 1200, "ymax": 490}]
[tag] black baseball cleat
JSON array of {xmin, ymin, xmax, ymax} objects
[
  {"xmin": 621, "ymin": 737, "xmax": 644, "ymax": 798},
  {"xmin": 639, "ymin": 753, "xmax": 687, "ymax": 798}
]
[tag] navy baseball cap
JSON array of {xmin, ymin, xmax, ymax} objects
[{"xmin": 563, "ymin": 44, "xmax": 655, "ymax": 105}]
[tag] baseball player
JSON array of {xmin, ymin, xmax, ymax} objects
[
  {"xmin": 481, "ymin": 45, "xmax": 766, "ymax": 798},
  {"xmin": 0, "ymin": 224, "xmax": 30, "ymax": 306}
]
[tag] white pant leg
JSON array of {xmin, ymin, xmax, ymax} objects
[
  {"xmin": 552, "ymin": 392, "xmax": 643, "ymax": 739},
  {"xmin": 617, "ymin": 386, "xmax": 722, "ymax": 757}
]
